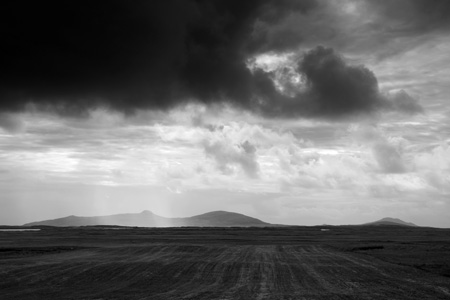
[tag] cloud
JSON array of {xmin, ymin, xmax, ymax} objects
[
  {"xmin": 372, "ymin": 142, "xmax": 406, "ymax": 174},
  {"xmin": 413, "ymin": 143, "xmax": 450, "ymax": 192},
  {"xmin": 366, "ymin": 0, "xmax": 450, "ymax": 34},
  {"xmin": 298, "ymin": 46, "xmax": 382, "ymax": 116},
  {"xmin": 2, "ymin": 105, "xmax": 449, "ymax": 227},
  {"xmin": 0, "ymin": 1, "xmax": 423, "ymax": 119},
  {"xmin": 204, "ymin": 139, "xmax": 260, "ymax": 178},
  {"xmin": 0, "ymin": 113, "xmax": 25, "ymax": 133},
  {"xmin": 386, "ymin": 90, "xmax": 424, "ymax": 114},
  {"xmin": 349, "ymin": 123, "xmax": 408, "ymax": 174},
  {"xmin": 0, "ymin": 0, "xmax": 316, "ymax": 113},
  {"xmin": 250, "ymin": 46, "xmax": 423, "ymax": 118}
]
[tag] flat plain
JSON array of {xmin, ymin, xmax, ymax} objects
[{"xmin": 0, "ymin": 226, "xmax": 449, "ymax": 300}]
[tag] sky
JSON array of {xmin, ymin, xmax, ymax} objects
[{"xmin": 1, "ymin": 0, "xmax": 449, "ymax": 227}]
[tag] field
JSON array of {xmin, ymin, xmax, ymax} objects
[{"xmin": 1, "ymin": 226, "xmax": 450, "ymax": 299}]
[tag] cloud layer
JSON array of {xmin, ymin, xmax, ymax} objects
[
  {"xmin": 1, "ymin": 105, "xmax": 449, "ymax": 226},
  {"xmin": 0, "ymin": 0, "xmax": 313, "ymax": 112},
  {"xmin": 0, "ymin": 0, "xmax": 430, "ymax": 118}
]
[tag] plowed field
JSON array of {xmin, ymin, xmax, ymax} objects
[{"xmin": 1, "ymin": 226, "xmax": 449, "ymax": 299}]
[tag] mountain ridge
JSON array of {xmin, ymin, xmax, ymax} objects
[
  {"xmin": 24, "ymin": 210, "xmax": 270, "ymax": 227},
  {"xmin": 363, "ymin": 217, "xmax": 417, "ymax": 227}
]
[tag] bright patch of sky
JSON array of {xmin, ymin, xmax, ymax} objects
[{"xmin": 1, "ymin": 94, "xmax": 449, "ymax": 226}]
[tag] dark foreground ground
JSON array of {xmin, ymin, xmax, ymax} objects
[{"xmin": 0, "ymin": 226, "xmax": 449, "ymax": 300}]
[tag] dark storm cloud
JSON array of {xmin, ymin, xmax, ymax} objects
[
  {"xmin": 0, "ymin": 0, "xmax": 423, "ymax": 118},
  {"xmin": 252, "ymin": 46, "xmax": 416, "ymax": 118},
  {"xmin": 0, "ymin": 0, "xmax": 316, "ymax": 113},
  {"xmin": 297, "ymin": 46, "xmax": 381, "ymax": 116}
]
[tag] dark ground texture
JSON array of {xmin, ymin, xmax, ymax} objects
[{"xmin": 0, "ymin": 226, "xmax": 449, "ymax": 299}]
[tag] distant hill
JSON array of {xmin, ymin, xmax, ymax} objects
[
  {"xmin": 363, "ymin": 217, "xmax": 418, "ymax": 227},
  {"xmin": 24, "ymin": 210, "xmax": 270, "ymax": 227},
  {"xmin": 180, "ymin": 211, "xmax": 268, "ymax": 227}
]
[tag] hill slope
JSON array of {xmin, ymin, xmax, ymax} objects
[
  {"xmin": 24, "ymin": 210, "xmax": 270, "ymax": 227},
  {"xmin": 181, "ymin": 211, "xmax": 268, "ymax": 227},
  {"xmin": 363, "ymin": 217, "xmax": 417, "ymax": 227}
]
